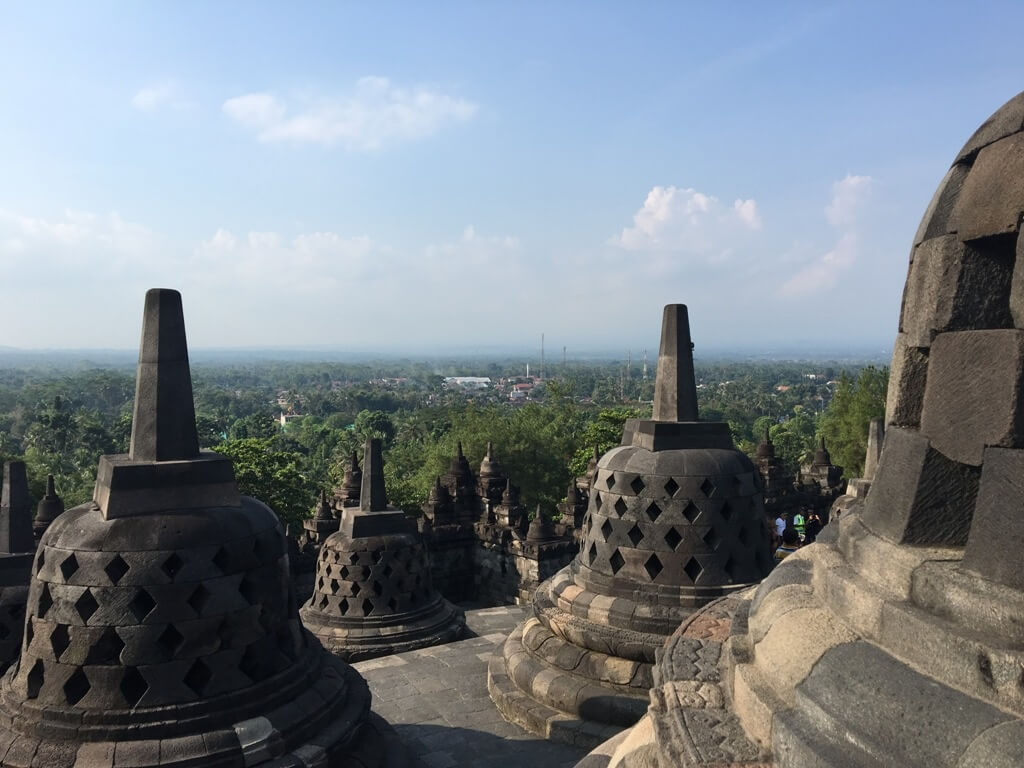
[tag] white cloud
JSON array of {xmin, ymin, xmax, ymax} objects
[
  {"xmin": 824, "ymin": 174, "xmax": 873, "ymax": 228},
  {"xmin": 733, "ymin": 198, "xmax": 762, "ymax": 229},
  {"xmin": 194, "ymin": 228, "xmax": 382, "ymax": 292},
  {"xmin": 424, "ymin": 225, "xmax": 519, "ymax": 265},
  {"xmin": 781, "ymin": 174, "xmax": 874, "ymax": 296},
  {"xmin": 0, "ymin": 208, "xmax": 156, "ymax": 263},
  {"xmin": 612, "ymin": 186, "xmax": 762, "ymax": 267},
  {"xmin": 222, "ymin": 76, "xmax": 478, "ymax": 150},
  {"xmin": 132, "ymin": 81, "xmax": 194, "ymax": 112}
]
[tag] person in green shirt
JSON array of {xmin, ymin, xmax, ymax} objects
[{"xmin": 792, "ymin": 510, "xmax": 806, "ymax": 540}]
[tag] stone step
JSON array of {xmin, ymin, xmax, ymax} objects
[{"xmin": 785, "ymin": 641, "xmax": 1011, "ymax": 768}]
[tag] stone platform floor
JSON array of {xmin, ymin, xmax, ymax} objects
[{"xmin": 353, "ymin": 605, "xmax": 587, "ymax": 768}]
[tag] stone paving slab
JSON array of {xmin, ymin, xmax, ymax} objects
[
  {"xmin": 460, "ymin": 603, "xmax": 532, "ymax": 637},
  {"xmin": 354, "ymin": 606, "xmax": 585, "ymax": 768}
]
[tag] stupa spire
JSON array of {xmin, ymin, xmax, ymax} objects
[
  {"xmin": 360, "ymin": 438, "xmax": 388, "ymax": 512},
  {"xmin": 652, "ymin": 304, "xmax": 698, "ymax": 422},
  {"xmin": 129, "ymin": 289, "xmax": 200, "ymax": 462}
]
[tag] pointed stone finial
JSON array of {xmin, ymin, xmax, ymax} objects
[
  {"xmin": 486, "ymin": 441, "xmax": 494, "ymax": 459},
  {"xmin": 457, "ymin": 441, "xmax": 464, "ymax": 459},
  {"xmin": 814, "ymin": 437, "xmax": 831, "ymax": 466},
  {"xmin": 566, "ymin": 482, "xmax": 579, "ymax": 504},
  {"xmin": 314, "ymin": 489, "xmax": 332, "ymax": 521},
  {"xmin": 0, "ymin": 462, "xmax": 34, "ymax": 554},
  {"xmin": 765, "ymin": 427, "xmax": 771, "ymax": 445},
  {"xmin": 360, "ymin": 438, "xmax": 388, "ymax": 512},
  {"xmin": 129, "ymin": 289, "xmax": 200, "ymax": 462},
  {"xmin": 652, "ymin": 304, "xmax": 698, "ymax": 423},
  {"xmin": 349, "ymin": 450, "xmax": 360, "ymax": 473},
  {"xmin": 93, "ymin": 289, "xmax": 239, "ymax": 519}
]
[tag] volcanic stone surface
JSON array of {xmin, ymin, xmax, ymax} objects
[
  {"xmin": 0, "ymin": 289, "xmax": 411, "ymax": 767},
  {"xmin": 300, "ymin": 438, "xmax": 466, "ymax": 662},
  {"xmin": 0, "ymin": 462, "xmax": 34, "ymax": 674},
  {"xmin": 489, "ymin": 304, "xmax": 772, "ymax": 749},
  {"xmin": 578, "ymin": 90, "xmax": 1024, "ymax": 768}
]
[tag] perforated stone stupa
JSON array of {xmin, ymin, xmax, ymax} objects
[
  {"xmin": 300, "ymin": 438, "xmax": 465, "ymax": 662},
  {"xmin": 579, "ymin": 89, "xmax": 1024, "ymax": 768},
  {"xmin": 0, "ymin": 462, "xmax": 35, "ymax": 672},
  {"xmin": 0, "ymin": 289, "xmax": 410, "ymax": 767},
  {"xmin": 489, "ymin": 304, "xmax": 773, "ymax": 749}
]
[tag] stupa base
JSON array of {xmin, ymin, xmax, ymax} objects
[
  {"xmin": 301, "ymin": 596, "xmax": 466, "ymax": 663},
  {"xmin": 488, "ymin": 564, "xmax": 707, "ymax": 748},
  {"xmin": 0, "ymin": 651, "xmax": 413, "ymax": 768}
]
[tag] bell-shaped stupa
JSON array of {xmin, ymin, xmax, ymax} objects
[
  {"xmin": 0, "ymin": 289, "xmax": 410, "ymax": 767},
  {"xmin": 32, "ymin": 474, "xmax": 63, "ymax": 544},
  {"xmin": 0, "ymin": 462, "xmax": 35, "ymax": 672},
  {"xmin": 489, "ymin": 304, "xmax": 772, "ymax": 748},
  {"xmin": 300, "ymin": 438, "xmax": 466, "ymax": 661},
  {"xmin": 582, "ymin": 89, "xmax": 1024, "ymax": 768}
]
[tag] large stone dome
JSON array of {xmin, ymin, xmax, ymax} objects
[{"xmin": 577, "ymin": 90, "xmax": 1024, "ymax": 768}]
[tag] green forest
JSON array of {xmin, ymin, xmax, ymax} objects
[{"xmin": 0, "ymin": 357, "xmax": 888, "ymax": 528}]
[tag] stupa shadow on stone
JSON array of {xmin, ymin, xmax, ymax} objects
[
  {"xmin": 0, "ymin": 288, "xmax": 413, "ymax": 767},
  {"xmin": 300, "ymin": 437, "xmax": 467, "ymax": 662},
  {"xmin": 488, "ymin": 304, "xmax": 773, "ymax": 750},
  {"xmin": 580, "ymin": 89, "xmax": 1024, "ymax": 768}
]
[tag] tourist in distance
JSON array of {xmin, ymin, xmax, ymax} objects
[
  {"xmin": 804, "ymin": 513, "xmax": 823, "ymax": 544},
  {"xmin": 792, "ymin": 509, "xmax": 806, "ymax": 540},
  {"xmin": 774, "ymin": 527, "xmax": 800, "ymax": 561}
]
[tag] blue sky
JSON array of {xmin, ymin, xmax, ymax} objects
[{"xmin": 1, "ymin": 2, "xmax": 1023, "ymax": 353}]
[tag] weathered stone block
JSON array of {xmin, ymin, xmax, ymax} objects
[
  {"xmin": 954, "ymin": 91, "xmax": 1024, "ymax": 164},
  {"xmin": 885, "ymin": 335, "xmax": 929, "ymax": 428},
  {"xmin": 913, "ymin": 163, "xmax": 971, "ymax": 246},
  {"xmin": 862, "ymin": 419, "xmax": 884, "ymax": 482},
  {"xmin": 900, "ymin": 235, "xmax": 1013, "ymax": 348},
  {"xmin": 861, "ymin": 427, "xmax": 979, "ymax": 546},
  {"xmin": 791, "ymin": 641, "xmax": 1009, "ymax": 767},
  {"xmin": 952, "ymin": 132, "xmax": 1024, "ymax": 241},
  {"xmin": 920, "ymin": 330, "xmax": 1024, "ymax": 466},
  {"xmin": 962, "ymin": 447, "xmax": 1024, "ymax": 589},
  {"xmin": 1009, "ymin": 229, "xmax": 1024, "ymax": 329}
]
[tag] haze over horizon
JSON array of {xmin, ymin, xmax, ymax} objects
[{"xmin": 2, "ymin": 2, "xmax": 1022, "ymax": 352}]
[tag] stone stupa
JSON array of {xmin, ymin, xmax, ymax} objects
[
  {"xmin": 489, "ymin": 304, "xmax": 773, "ymax": 748},
  {"xmin": 32, "ymin": 474, "xmax": 63, "ymax": 544},
  {"xmin": 0, "ymin": 289, "xmax": 410, "ymax": 767},
  {"xmin": 579, "ymin": 88, "xmax": 1024, "ymax": 768},
  {"xmin": 300, "ymin": 437, "xmax": 466, "ymax": 661},
  {"xmin": 0, "ymin": 462, "xmax": 35, "ymax": 672}
]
